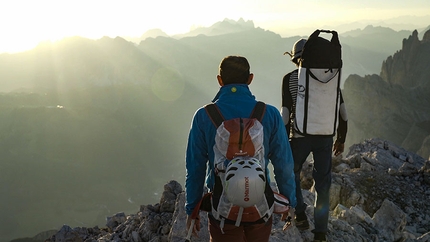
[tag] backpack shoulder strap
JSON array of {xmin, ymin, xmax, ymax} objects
[
  {"xmin": 204, "ymin": 103, "xmax": 224, "ymax": 128},
  {"xmin": 205, "ymin": 101, "xmax": 266, "ymax": 127},
  {"xmin": 250, "ymin": 101, "xmax": 266, "ymax": 122}
]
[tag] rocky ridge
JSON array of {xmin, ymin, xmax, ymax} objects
[
  {"xmin": 16, "ymin": 138, "xmax": 430, "ymax": 242},
  {"xmin": 380, "ymin": 29, "xmax": 430, "ymax": 89},
  {"xmin": 343, "ymin": 28, "xmax": 430, "ymax": 160}
]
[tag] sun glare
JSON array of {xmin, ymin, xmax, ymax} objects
[
  {"xmin": 0, "ymin": 0, "xmax": 219, "ymax": 54},
  {"xmin": 1, "ymin": 0, "xmax": 429, "ymax": 54}
]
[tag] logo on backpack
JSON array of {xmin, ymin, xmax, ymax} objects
[
  {"xmin": 297, "ymin": 84, "xmax": 306, "ymax": 98},
  {"xmin": 295, "ymin": 29, "xmax": 343, "ymax": 136},
  {"xmin": 205, "ymin": 101, "xmax": 275, "ymax": 227}
]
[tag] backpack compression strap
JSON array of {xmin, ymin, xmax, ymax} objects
[{"xmin": 205, "ymin": 101, "xmax": 266, "ymax": 127}]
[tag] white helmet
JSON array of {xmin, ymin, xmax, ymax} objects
[
  {"xmin": 225, "ymin": 157, "xmax": 266, "ymax": 207},
  {"xmin": 284, "ymin": 38, "xmax": 307, "ymax": 64}
]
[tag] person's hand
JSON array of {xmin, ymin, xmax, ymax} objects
[
  {"xmin": 333, "ymin": 139, "xmax": 344, "ymax": 156},
  {"xmin": 186, "ymin": 214, "xmax": 200, "ymax": 238},
  {"xmin": 280, "ymin": 207, "xmax": 291, "ymax": 221},
  {"xmin": 281, "ymin": 207, "xmax": 295, "ymax": 230}
]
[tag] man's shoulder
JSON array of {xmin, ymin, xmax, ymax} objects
[
  {"xmin": 283, "ymin": 69, "xmax": 298, "ymax": 80},
  {"xmin": 261, "ymin": 103, "xmax": 281, "ymax": 117},
  {"xmin": 285, "ymin": 69, "xmax": 298, "ymax": 76},
  {"xmin": 192, "ymin": 105, "xmax": 211, "ymax": 120}
]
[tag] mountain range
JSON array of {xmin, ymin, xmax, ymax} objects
[
  {"xmin": 343, "ymin": 29, "xmax": 430, "ymax": 159},
  {"xmin": 0, "ymin": 18, "xmax": 429, "ymax": 241}
]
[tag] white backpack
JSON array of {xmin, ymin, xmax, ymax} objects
[{"xmin": 295, "ymin": 30, "xmax": 343, "ymax": 136}]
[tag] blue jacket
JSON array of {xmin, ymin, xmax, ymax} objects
[{"xmin": 185, "ymin": 84, "xmax": 297, "ymax": 215}]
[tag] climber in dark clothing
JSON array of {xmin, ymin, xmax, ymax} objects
[{"xmin": 281, "ymin": 38, "xmax": 348, "ymax": 242}]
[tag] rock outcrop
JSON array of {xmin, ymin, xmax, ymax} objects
[
  {"xmin": 344, "ymin": 28, "xmax": 430, "ymax": 160},
  {"xmin": 380, "ymin": 29, "xmax": 430, "ymax": 90},
  {"xmin": 39, "ymin": 138, "xmax": 429, "ymax": 242}
]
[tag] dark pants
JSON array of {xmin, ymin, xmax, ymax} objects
[
  {"xmin": 290, "ymin": 136, "xmax": 333, "ymax": 234},
  {"xmin": 208, "ymin": 215, "xmax": 273, "ymax": 242}
]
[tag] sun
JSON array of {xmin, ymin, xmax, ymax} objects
[
  {"xmin": 0, "ymin": 0, "xmax": 211, "ymax": 54},
  {"xmin": 0, "ymin": 1, "xmax": 62, "ymax": 54}
]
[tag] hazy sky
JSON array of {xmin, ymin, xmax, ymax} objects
[{"xmin": 1, "ymin": 0, "xmax": 430, "ymax": 54}]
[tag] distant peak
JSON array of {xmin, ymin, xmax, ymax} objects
[
  {"xmin": 221, "ymin": 18, "xmax": 254, "ymax": 28},
  {"xmin": 423, "ymin": 29, "xmax": 430, "ymax": 42}
]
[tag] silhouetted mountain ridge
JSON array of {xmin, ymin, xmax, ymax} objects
[
  {"xmin": 173, "ymin": 17, "xmax": 256, "ymax": 38},
  {"xmin": 344, "ymin": 28, "xmax": 430, "ymax": 160},
  {"xmin": 125, "ymin": 29, "xmax": 169, "ymax": 44},
  {"xmin": 381, "ymin": 30, "xmax": 430, "ymax": 89}
]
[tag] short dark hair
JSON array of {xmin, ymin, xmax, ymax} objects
[{"xmin": 219, "ymin": 56, "xmax": 250, "ymax": 85}]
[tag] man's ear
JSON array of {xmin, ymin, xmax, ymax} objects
[
  {"xmin": 217, "ymin": 75, "xmax": 224, "ymax": 86},
  {"xmin": 247, "ymin": 73, "xmax": 254, "ymax": 85}
]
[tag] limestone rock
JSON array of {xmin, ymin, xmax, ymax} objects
[
  {"xmin": 373, "ymin": 199, "xmax": 407, "ymax": 242},
  {"xmin": 43, "ymin": 139, "xmax": 430, "ymax": 242},
  {"xmin": 344, "ymin": 28, "xmax": 430, "ymax": 160}
]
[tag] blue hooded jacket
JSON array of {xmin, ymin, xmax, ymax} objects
[{"xmin": 185, "ymin": 84, "xmax": 296, "ymax": 215}]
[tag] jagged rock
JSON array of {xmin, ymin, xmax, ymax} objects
[
  {"xmin": 373, "ymin": 199, "xmax": 407, "ymax": 242},
  {"xmin": 48, "ymin": 225, "xmax": 83, "ymax": 242},
  {"xmin": 333, "ymin": 203, "xmax": 371, "ymax": 226},
  {"xmin": 44, "ymin": 139, "xmax": 430, "ymax": 242},
  {"xmin": 160, "ymin": 180, "xmax": 182, "ymax": 213},
  {"xmin": 106, "ymin": 212, "xmax": 127, "ymax": 231},
  {"xmin": 344, "ymin": 28, "xmax": 430, "ymax": 161},
  {"xmin": 380, "ymin": 29, "xmax": 430, "ymax": 89},
  {"xmin": 168, "ymin": 192, "xmax": 210, "ymax": 242}
]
